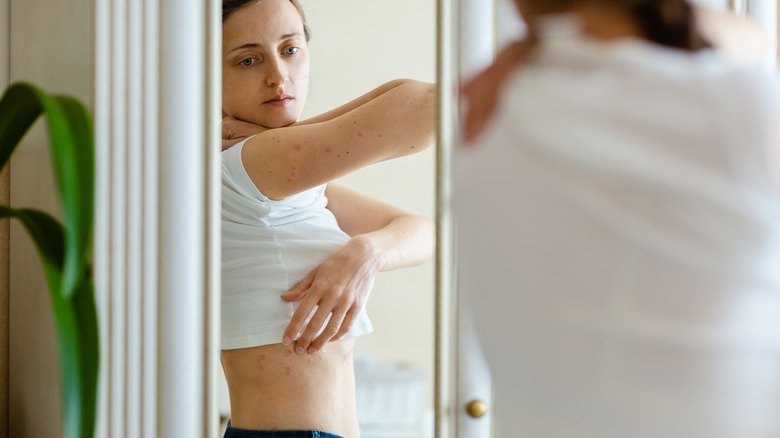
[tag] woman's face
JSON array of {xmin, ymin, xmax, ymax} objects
[{"xmin": 222, "ymin": 0, "xmax": 310, "ymax": 128}]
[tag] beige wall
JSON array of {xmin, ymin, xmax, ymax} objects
[
  {"xmin": 7, "ymin": 0, "xmax": 94, "ymax": 436},
  {"xmin": 0, "ymin": 0, "xmax": 8, "ymax": 434},
  {"xmin": 300, "ymin": 0, "xmax": 437, "ymax": 373}
]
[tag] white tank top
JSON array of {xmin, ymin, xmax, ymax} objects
[{"xmin": 221, "ymin": 139, "xmax": 373, "ymax": 350}]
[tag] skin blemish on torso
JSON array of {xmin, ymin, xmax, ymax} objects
[
  {"xmin": 294, "ymin": 144, "xmax": 302, "ymax": 151},
  {"xmin": 290, "ymin": 165, "xmax": 298, "ymax": 178}
]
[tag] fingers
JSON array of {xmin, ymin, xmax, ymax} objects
[
  {"xmin": 222, "ymin": 116, "xmax": 268, "ymax": 140},
  {"xmin": 282, "ymin": 295, "xmax": 317, "ymax": 346},
  {"xmin": 281, "ymin": 270, "xmax": 315, "ymax": 301},
  {"xmin": 331, "ymin": 305, "xmax": 360, "ymax": 342},
  {"xmin": 306, "ymin": 305, "xmax": 350, "ymax": 354},
  {"xmin": 222, "ymin": 116, "xmax": 237, "ymax": 140},
  {"xmin": 221, "ymin": 137, "xmax": 245, "ymax": 151},
  {"xmin": 293, "ymin": 302, "xmax": 336, "ymax": 355}
]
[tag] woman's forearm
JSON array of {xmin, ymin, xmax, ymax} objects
[
  {"xmin": 221, "ymin": 79, "xmax": 419, "ymax": 142},
  {"xmin": 296, "ymin": 79, "xmax": 414, "ymax": 126},
  {"xmin": 352, "ymin": 215, "xmax": 434, "ymax": 273},
  {"xmin": 242, "ymin": 81, "xmax": 434, "ymax": 200}
]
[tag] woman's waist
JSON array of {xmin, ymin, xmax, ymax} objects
[
  {"xmin": 222, "ymin": 338, "xmax": 355, "ymax": 387},
  {"xmin": 221, "ymin": 340, "xmax": 357, "ymax": 431}
]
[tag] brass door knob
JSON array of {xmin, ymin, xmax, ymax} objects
[{"xmin": 466, "ymin": 399, "xmax": 488, "ymax": 418}]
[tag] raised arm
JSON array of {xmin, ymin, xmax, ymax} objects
[
  {"xmin": 280, "ymin": 183, "xmax": 434, "ymax": 354},
  {"xmin": 294, "ymin": 79, "xmax": 414, "ymax": 126},
  {"xmin": 222, "ymin": 79, "xmax": 416, "ymax": 145},
  {"xmin": 240, "ymin": 79, "xmax": 435, "ymax": 200}
]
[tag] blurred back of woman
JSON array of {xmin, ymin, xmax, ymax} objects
[{"xmin": 456, "ymin": 1, "xmax": 780, "ymax": 436}]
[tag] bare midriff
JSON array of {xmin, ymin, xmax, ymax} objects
[{"xmin": 221, "ymin": 338, "xmax": 359, "ymax": 438}]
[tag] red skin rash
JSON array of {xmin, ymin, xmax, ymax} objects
[{"xmin": 294, "ymin": 144, "xmax": 302, "ymax": 151}]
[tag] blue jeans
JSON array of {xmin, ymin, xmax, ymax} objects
[{"xmin": 224, "ymin": 422, "xmax": 345, "ymax": 438}]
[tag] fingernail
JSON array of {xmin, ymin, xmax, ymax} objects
[
  {"xmin": 283, "ymin": 337, "xmax": 291, "ymax": 345},
  {"xmin": 308, "ymin": 347, "xmax": 318, "ymax": 354},
  {"xmin": 295, "ymin": 346, "xmax": 305, "ymax": 355}
]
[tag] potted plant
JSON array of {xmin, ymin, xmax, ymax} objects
[{"xmin": 0, "ymin": 82, "xmax": 98, "ymax": 438}]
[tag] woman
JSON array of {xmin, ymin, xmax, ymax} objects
[
  {"xmin": 456, "ymin": 0, "xmax": 780, "ymax": 436},
  {"xmin": 220, "ymin": 1, "xmax": 434, "ymax": 437}
]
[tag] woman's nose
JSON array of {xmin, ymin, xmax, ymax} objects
[{"xmin": 265, "ymin": 57, "xmax": 287, "ymax": 88}]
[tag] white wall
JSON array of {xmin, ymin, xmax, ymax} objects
[{"xmin": 300, "ymin": 0, "xmax": 437, "ymax": 374}]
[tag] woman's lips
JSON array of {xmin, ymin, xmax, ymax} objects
[{"xmin": 263, "ymin": 95, "xmax": 294, "ymax": 107}]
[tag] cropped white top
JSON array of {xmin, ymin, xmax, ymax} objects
[{"xmin": 221, "ymin": 139, "xmax": 373, "ymax": 350}]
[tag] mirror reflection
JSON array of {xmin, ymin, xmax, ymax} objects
[
  {"xmin": 454, "ymin": 0, "xmax": 780, "ymax": 436},
  {"xmin": 218, "ymin": 1, "xmax": 437, "ymax": 437}
]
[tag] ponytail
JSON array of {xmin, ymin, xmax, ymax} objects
[{"xmin": 631, "ymin": 0, "xmax": 711, "ymax": 51}]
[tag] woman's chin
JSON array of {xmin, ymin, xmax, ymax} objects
[{"xmin": 252, "ymin": 115, "xmax": 299, "ymax": 129}]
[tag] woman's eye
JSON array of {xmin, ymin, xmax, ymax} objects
[
  {"xmin": 240, "ymin": 57, "xmax": 257, "ymax": 67},
  {"xmin": 284, "ymin": 47, "xmax": 300, "ymax": 56}
]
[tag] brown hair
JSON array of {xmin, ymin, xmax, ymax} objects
[
  {"xmin": 222, "ymin": 0, "xmax": 311, "ymax": 41},
  {"xmin": 521, "ymin": 0, "xmax": 710, "ymax": 51},
  {"xmin": 631, "ymin": 0, "xmax": 710, "ymax": 51}
]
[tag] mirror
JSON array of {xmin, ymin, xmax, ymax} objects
[
  {"xmin": 450, "ymin": 0, "xmax": 779, "ymax": 437},
  {"xmin": 304, "ymin": 2, "xmax": 437, "ymax": 437},
  {"xmin": 218, "ymin": 1, "xmax": 437, "ymax": 437}
]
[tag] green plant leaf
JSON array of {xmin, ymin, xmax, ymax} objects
[
  {"xmin": 0, "ymin": 83, "xmax": 42, "ymax": 169},
  {"xmin": 0, "ymin": 206, "xmax": 98, "ymax": 438},
  {"xmin": 0, "ymin": 207, "xmax": 64, "ymax": 272},
  {"xmin": 0, "ymin": 82, "xmax": 94, "ymax": 299},
  {"xmin": 0, "ymin": 81, "xmax": 98, "ymax": 438}
]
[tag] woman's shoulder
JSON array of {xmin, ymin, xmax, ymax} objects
[{"xmin": 222, "ymin": 137, "xmax": 326, "ymax": 205}]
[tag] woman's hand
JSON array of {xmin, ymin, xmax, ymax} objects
[
  {"xmin": 461, "ymin": 37, "xmax": 537, "ymax": 143},
  {"xmin": 221, "ymin": 116, "xmax": 267, "ymax": 151},
  {"xmin": 280, "ymin": 236, "xmax": 382, "ymax": 355}
]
